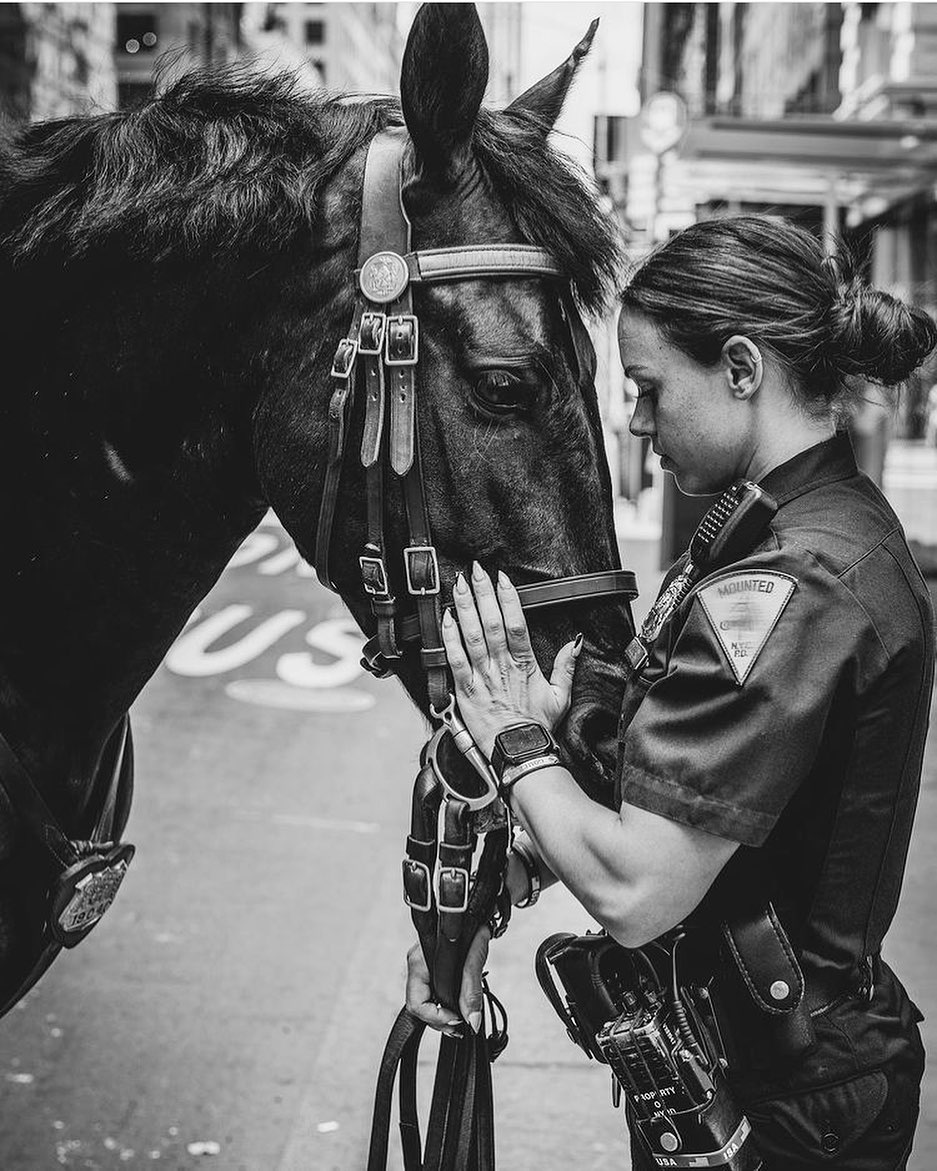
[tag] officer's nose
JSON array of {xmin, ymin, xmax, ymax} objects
[{"xmin": 629, "ymin": 396, "xmax": 654, "ymax": 440}]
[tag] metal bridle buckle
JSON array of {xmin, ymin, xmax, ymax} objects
[
  {"xmin": 404, "ymin": 544, "xmax": 440, "ymax": 595},
  {"xmin": 402, "ymin": 858, "xmax": 433, "ymax": 912},
  {"xmin": 385, "ymin": 315, "xmax": 419, "ymax": 366},
  {"xmin": 435, "ymin": 864, "xmax": 470, "ymax": 914},
  {"xmin": 330, "ymin": 337, "xmax": 358, "ymax": 379},
  {"xmin": 357, "ymin": 312, "xmax": 387, "ymax": 356},
  {"xmin": 359, "ymin": 554, "xmax": 390, "ymax": 596},
  {"xmin": 49, "ymin": 842, "xmax": 135, "ymax": 948}
]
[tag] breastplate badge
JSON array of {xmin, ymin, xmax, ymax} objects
[{"xmin": 50, "ymin": 842, "xmax": 136, "ymax": 948}]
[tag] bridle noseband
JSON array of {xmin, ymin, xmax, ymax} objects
[{"xmin": 314, "ymin": 127, "xmax": 636, "ymax": 713}]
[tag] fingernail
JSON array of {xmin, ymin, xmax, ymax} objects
[
  {"xmin": 443, "ymin": 1028, "xmax": 463, "ymax": 1039},
  {"xmin": 573, "ymin": 632, "xmax": 584, "ymax": 654},
  {"xmin": 455, "ymin": 573, "xmax": 467, "ymax": 594},
  {"xmin": 468, "ymin": 1011, "xmax": 482, "ymax": 1034},
  {"xmin": 472, "ymin": 560, "xmax": 486, "ymax": 582},
  {"xmin": 443, "ymin": 607, "xmax": 454, "ymax": 625},
  {"xmin": 497, "ymin": 570, "xmax": 511, "ymax": 589}
]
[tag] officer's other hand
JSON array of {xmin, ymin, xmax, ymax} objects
[{"xmin": 405, "ymin": 926, "xmax": 491, "ymax": 1038}]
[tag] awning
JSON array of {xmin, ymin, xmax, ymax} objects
[{"xmin": 667, "ymin": 115, "xmax": 937, "ymax": 221}]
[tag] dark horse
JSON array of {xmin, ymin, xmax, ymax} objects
[{"xmin": 0, "ymin": 5, "xmax": 632, "ymax": 1012}]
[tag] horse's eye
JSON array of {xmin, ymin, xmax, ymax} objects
[{"xmin": 472, "ymin": 368, "xmax": 539, "ymax": 416}]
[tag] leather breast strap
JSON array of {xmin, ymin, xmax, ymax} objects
[
  {"xmin": 0, "ymin": 718, "xmax": 130, "ymax": 869},
  {"xmin": 0, "ymin": 716, "xmax": 135, "ymax": 1019}
]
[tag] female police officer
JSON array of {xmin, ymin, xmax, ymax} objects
[{"xmin": 406, "ymin": 215, "xmax": 937, "ymax": 1168}]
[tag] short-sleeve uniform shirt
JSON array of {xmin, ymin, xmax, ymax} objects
[{"xmin": 615, "ymin": 434, "xmax": 934, "ymax": 994}]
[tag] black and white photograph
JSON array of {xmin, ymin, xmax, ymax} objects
[{"xmin": 1, "ymin": 1, "xmax": 936, "ymax": 1167}]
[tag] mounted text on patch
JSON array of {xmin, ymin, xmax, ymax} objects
[{"xmin": 697, "ymin": 571, "xmax": 796, "ymax": 684}]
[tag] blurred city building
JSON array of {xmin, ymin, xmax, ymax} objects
[
  {"xmin": 0, "ymin": 3, "xmax": 116, "ymax": 120},
  {"xmin": 605, "ymin": 2, "xmax": 937, "ymax": 557},
  {"xmin": 629, "ymin": 3, "xmax": 937, "ymax": 438},
  {"xmin": 248, "ymin": 2, "xmax": 405, "ymax": 94},
  {"xmin": 478, "ymin": 3, "xmax": 523, "ymax": 105},
  {"xmin": 115, "ymin": 3, "xmax": 241, "ymax": 108}
]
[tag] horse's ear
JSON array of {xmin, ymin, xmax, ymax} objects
[
  {"xmin": 400, "ymin": 3, "xmax": 488, "ymax": 176},
  {"xmin": 507, "ymin": 19, "xmax": 598, "ymax": 133}
]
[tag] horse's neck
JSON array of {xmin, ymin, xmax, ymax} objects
[
  {"xmin": 1, "ymin": 214, "xmax": 357, "ymax": 794},
  {"xmin": 0, "ymin": 370, "xmax": 266, "ymax": 790}
]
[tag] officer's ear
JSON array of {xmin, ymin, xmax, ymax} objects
[{"xmin": 721, "ymin": 335, "xmax": 763, "ymax": 400}]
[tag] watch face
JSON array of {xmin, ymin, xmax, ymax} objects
[{"xmin": 500, "ymin": 724, "xmax": 551, "ymax": 757}]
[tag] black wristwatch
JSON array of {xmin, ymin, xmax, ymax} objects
[{"xmin": 490, "ymin": 722, "xmax": 559, "ymax": 781}]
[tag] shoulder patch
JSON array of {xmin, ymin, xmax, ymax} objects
[{"xmin": 696, "ymin": 571, "xmax": 796, "ymax": 685}]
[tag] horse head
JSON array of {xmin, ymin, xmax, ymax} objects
[
  {"xmin": 254, "ymin": 5, "xmax": 633, "ymax": 793},
  {"xmin": 0, "ymin": 3, "xmax": 632, "ymax": 1013}
]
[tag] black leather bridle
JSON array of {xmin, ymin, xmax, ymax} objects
[
  {"xmin": 313, "ymin": 127, "xmax": 636, "ymax": 716},
  {"xmin": 335, "ymin": 129, "xmax": 637, "ymax": 1171}
]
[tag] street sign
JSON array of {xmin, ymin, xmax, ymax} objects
[{"xmin": 640, "ymin": 92, "xmax": 688, "ymax": 155}]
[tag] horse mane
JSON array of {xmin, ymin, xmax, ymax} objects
[{"xmin": 0, "ymin": 66, "xmax": 621, "ymax": 311}]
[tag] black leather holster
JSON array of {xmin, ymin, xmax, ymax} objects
[{"xmin": 706, "ymin": 903, "xmax": 817, "ymax": 1073}]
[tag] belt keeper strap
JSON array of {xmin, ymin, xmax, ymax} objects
[
  {"xmin": 722, "ymin": 902, "xmax": 805, "ymax": 1015},
  {"xmin": 420, "ymin": 647, "xmax": 448, "ymax": 670}
]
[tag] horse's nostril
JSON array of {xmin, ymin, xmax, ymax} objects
[{"xmin": 562, "ymin": 699, "xmax": 620, "ymax": 793}]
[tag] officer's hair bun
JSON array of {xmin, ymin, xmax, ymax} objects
[
  {"xmin": 621, "ymin": 215, "xmax": 937, "ymax": 418},
  {"xmin": 823, "ymin": 254, "xmax": 937, "ymax": 388}
]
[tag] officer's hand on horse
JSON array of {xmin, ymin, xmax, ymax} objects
[
  {"xmin": 442, "ymin": 562, "xmax": 582, "ymax": 758},
  {"xmin": 406, "ymin": 926, "xmax": 491, "ymax": 1038}
]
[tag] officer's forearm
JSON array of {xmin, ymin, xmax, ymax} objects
[
  {"xmin": 509, "ymin": 765, "xmax": 738, "ymax": 946},
  {"xmin": 508, "ymin": 765, "xmax": 641, "ymax": 939}
]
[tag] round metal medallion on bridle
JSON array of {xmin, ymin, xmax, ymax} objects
[{"xmin": 359, "ymin": 250, "xmax": 410, "ymax": 303}]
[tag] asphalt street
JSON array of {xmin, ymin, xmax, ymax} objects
[{"xmin": 1, "ymin": 440, "xmax": 936, "ymax": 1170}]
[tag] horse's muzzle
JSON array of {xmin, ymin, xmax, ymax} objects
[{"xmin": 561, "ymin": 652, "xmax": 627, "ymax": 800}]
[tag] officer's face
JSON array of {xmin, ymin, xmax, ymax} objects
[{"xmin": 619, "ymin": 310, "xmax": 749, "ymax": 496}]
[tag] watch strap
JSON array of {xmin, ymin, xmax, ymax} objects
[{"xmin": 499, "ymin": 753, "xmax": 561, "ymax": 805}]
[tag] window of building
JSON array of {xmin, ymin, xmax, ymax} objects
[
  {"xmin": 116, "ymin": 11, "xmax": 158, "ymax": 55},
  {"xmin": 305, "ymin": 19, "xmax": 324, "ymax": 45}
]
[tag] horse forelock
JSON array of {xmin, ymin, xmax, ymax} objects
[{"xmin": 472, "ymin": 107, "xmax": 624, "ymax": 316}]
